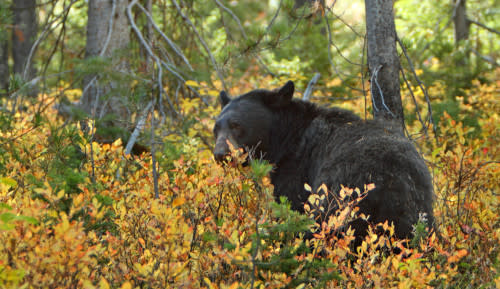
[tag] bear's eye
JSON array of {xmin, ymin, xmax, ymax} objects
[
  {"xmin": 229, "ymin": 122, "xmax": 240, "ymax": 130},
  {"xmin": 229, "ymin": 121, "xmax": 244, "ymax": 136}
]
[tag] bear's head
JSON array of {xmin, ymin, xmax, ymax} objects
[{"xmin": 213, "ymin": 81, "xmax": 295, "ymax": 162}]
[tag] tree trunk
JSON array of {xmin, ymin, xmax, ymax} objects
[
  {"xmin": 365, "ymin": 0, "xmax": 404, "ymax": 131},
  {"xmin": 453, "ymin": 0, "xmax": 469, "ymax": 44},
  {"xmin": 12, "ymin": 0, "xmax": 37, "ymax": 95},
  {"xmin": 81, "ymin": 0, "xmax": 130, "ymax": 142},
  {"xmin": 0, "ymin": 33, "xmax": 8, "ymax": 94}
]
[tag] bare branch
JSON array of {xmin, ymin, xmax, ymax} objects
[
  {"xmin": 125, "ymin": 101, "xmax": 153, "ymax": 155},
  {"xmin": 265, "ymin": 0, "xmax": 283, "ymax": 35},
  {"xmin": 471, "ymin": 48, "xmax": 499, "ymax": 66},
  {"xmin": 127, "ymin": 0, "xmax": 178, "ymax": 117},
  {"xmin": 214, "ymin": 0, "xmax": 275, "ymax": 76},
  {"xmin": 361, "ymin": 34, "xmax": 367, "ymax": 119},
  {"xmin": 469, "ymin": 19, "xmax": 500, "ymax": 35},
  {"xmin": 100, "ymin": 0, "xmax": 116, "ymax": 57},
  {"xmin": 23, "ymin": 0, "xmax": 78, "ymax": 80},
  {"xmin": 396, "ymin": 35, "xmax": 436, "ymax": 136},
  {"xmin": 214, "ymin": 0, "xmax": 247, "ymax": 39},
  {"xmin": 303, "ymin": 73, "xmax": 321, "ymax": 101},
  {"xmin": 171, "ymin": 0, "xmax": 227, "ymax": 91},
  {"xmin": 400, "ymin": 66, "xmax": 426, "ymax": 135},
  {"xmin": 134, "ymin": 2, "xmax": 194, "ymax": 70},
  {"xmin": 323, "ymin": 13, "xmax": 363, "ymax": 93}
]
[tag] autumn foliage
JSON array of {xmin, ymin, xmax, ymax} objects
[{"xmin": 0, "ymin": 72, "xmax": 499, "ymax": 288}]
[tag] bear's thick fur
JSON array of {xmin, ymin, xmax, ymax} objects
[{"xmin": 213, "ymin": 81, "xmax": 434, "ymax": 241}]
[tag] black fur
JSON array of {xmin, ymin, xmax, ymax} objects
[{"xmin": 214, "ymin": 81, "xmax": 434, "ymax": 242}]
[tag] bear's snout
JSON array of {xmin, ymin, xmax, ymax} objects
[
  {"xmin": 213, "ymin": 148, "xmax": 230, "ymax": 162},
  {"xmin": 213, "ymin": 136, "xmax": 232, "ymax": 162}
]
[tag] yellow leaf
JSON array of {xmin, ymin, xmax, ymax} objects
[
  {"xmin": 82, "ymin": 280, "xmax": 96, "ymax": 289},
  {"xmin": 304, "ymin": 183, "xmax": 312, "ymax": 192},
  {"xmin": 207, "ymin": 89, "xmax": 220, "ymax": 97},
  {"xmin": 227, "ymin": 282, "xmax": 240, "ymax": 289},
  {"xmin": 120, "ymin": 282, "xmax": 132, "ymax": 289},
  {"xmin": 172, "ymin": 197, "xmax": 186, "ymax": 207},
  {"xmin": 99, "ymin": 278, "xmax": 110, "ymax": 289},
  {"xmin": 185, "ymin": 80, "xmax": 200, "ymax": 87},
  {"xmin": 112, "ymin": 138, "xmax": 123, "ymax": 147},
  {"xmin": 203, "ymin": 277, "xmax": 216, "ymax": 289},
  {"xmin": 317, "ymin": 183, "xmax": 328, "ymax": 194},
  {"xmin": 307, "ymin": 194, "xmax": 318, "ymax": 206},
  {"xmin": 57, "ymin": 189, "xmax": 65, "ymax": 199},
  {"xmin": 74, "ymin": 193, "xmax": 84, "ymax": 207}
]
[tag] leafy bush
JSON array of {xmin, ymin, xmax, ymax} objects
[{"xmin": 0, "ymin": 74, "xmax": 498, "ymax": 288}]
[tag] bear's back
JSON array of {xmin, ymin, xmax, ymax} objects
[{"xmin": 298, "ymin": 109, "xmax": 434, "ymax": 239}]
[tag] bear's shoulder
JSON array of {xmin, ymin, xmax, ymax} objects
[{"xmin": 289, "ymin": 99, "xmax": 361, "ymax": 124}]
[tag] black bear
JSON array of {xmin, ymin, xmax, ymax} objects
[{"xmin": 213, "ymin": 80, "xmax": 434, "ymax": 242}]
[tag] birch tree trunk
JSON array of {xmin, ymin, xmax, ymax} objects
[{"xmin": 365, "ymin": 0, "xmax": 404, "ymax": 131}]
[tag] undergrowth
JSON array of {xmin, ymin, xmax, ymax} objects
[{"xmin": 0, "ymin": 74, "xmax": 498, "ymax": 288}]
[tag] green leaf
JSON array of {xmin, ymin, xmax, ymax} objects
[{"xmin": 0, "ymin": 177, "xmax": 17, "ymax": 188}]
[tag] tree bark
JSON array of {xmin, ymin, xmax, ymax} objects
[
  {"xmin": 453, "ymin": 0, "xmax": 469, "ymax": 44},
  {"xmin": 12, "ymin": 0, "xmax": 37, "ymax": 95},
  {"xmin": 81, "ymin": 0, "xmax": 130, "ymax": 141},
  {"xmin": 0, "ymin": 32, "xmax": 8, "ymax": 94},
  {"xmin": 365, "ymin": 0, "xmax": 404, "ymax": 131}
]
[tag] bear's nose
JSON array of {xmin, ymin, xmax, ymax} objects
[{"xmin": 214, "ymin": 150, "xmax": 230, "ymax": 162}]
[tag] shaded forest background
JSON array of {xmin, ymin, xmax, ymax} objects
[{"xmin": 0, "ymin": 0, "xmax": 498, "ymax": 288}]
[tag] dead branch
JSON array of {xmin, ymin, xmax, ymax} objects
[
  {"xmin": 134, "ymin": 2, "xmax": 194, "ymax": 70},
  {"xmin": 125, "ymin": 101, "xmax": 153, "ymax": 155},
  {"xmin": 303, "ymin": 73, "xmax": 321, "ymax": 101},
  {"xmin": 468, "ymin": 19, "xmax": 500, "ymax": 36},
  {"xmin": 171, "ymin": 0, "xmax": 227, "ymax": 91},
  {"xmin": 396, "ymin": 35, "xmax": 436, "ymax": 137}
]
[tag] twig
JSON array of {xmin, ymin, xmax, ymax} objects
[
  {"xmin": 361, "ymin": 34, "xmax": 367, "ymax": 120},
  {"xmin": 417, "ymin": 3, "xmax": 456, "ymax": 56},
  {"xmin": 471, "ymin": 48, "xmax": 499, "ymax": 66},
  {"xmin": 134, "ymin": 2, "xmax": 193, "ymax": 70},
  {"xmin": 151, "ymin": 85, "xmax": 160, "ymax": 200},
  {"xmin": 22, "ymin": 0, "xmax": 78, "ymax": 80},
  {"xmin": 328, "ymin": 8, "xmax": 363, "ymax": 38},
  {"xmin": 400, "ymin": 66, "xmax": 426, "ymax": 135},
  {"xmin": 303, "ymin": 73, "xmax": 321, "ymax": 101},
  {"xmin": 265, "ymin": 0, "xmax": 283, "ymax": 35},
  {"xmin": 214, "ymin": 0, "xmax": 247, "ymax": 39},
  {"xmin": 468, "ymin": 19, "xmax": 500, "ymax": 35},
  {"xmin": 250, "ymin": 207, "xmax": 260, "ymax": 289},
  {"xmin": 323, "ymin": 12, "xmax": 363, "ymax": 93},
  {"xmin": 214, "ymin": 0, "xmax": 275, "ymax": 76},
  {"xmin": 128, "ymin": 0, "xmax": 164, "ymax": 199},
  {"xmin": 127, "ymin": 0, "xmax": 179, "ymax": 116},
  {"xmin": 396, "ymin": 35, "xmax": 436, "ymax": 137},
  {"xmin": 89, "ymin": 121, "xmax": 96, "ymax": 186},
  {"xmin": 280, "ymin": 3, "xmax": 307, "ymax": 42},
  {"xmin": 171, "ymin": 0, "xmax": 227, "ymax": 91}
]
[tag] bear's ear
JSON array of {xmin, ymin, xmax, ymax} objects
[
  {"xmin": 273, "ymin": 80, "xmax": 294, "ymax": 107},
  {"xmin": 219, "ymin": 91, "xmax": 230, "ymax": 108}
]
